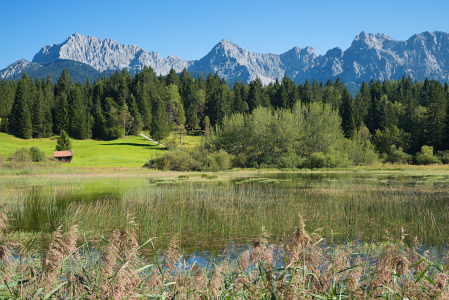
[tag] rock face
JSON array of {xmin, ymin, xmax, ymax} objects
[
  {"xmin": 0, "ymin": 59, "xmax": 37, "ymax": 79},
  {"xmin": 32, "ymin": 33, "xmax": 193, "ymax": 74},
  {"xmin": 9, "ymin": 31, "xmax": 449, "ymax": 86}
]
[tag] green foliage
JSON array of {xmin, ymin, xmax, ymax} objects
[
  {"xmin": 415, "ymin": 145, "xmax": 441, "ymax": 165},
  {"xmin": 11, "ymin": 147, "xmax": 31, "ymax": 162},
  {"xmin": 344, "ymin": 128, "xmax": 379, "ymax": 166},
  {"xmin": 385, "ymin": 145, "xmax": 412, "ymax": 164},
  {"xmin": 104, "ymin": 125, "xmax": 124, "ymax": 140},
  {"xmin": 30, "ymin": 146, "xmax": 45, "ymax": 162},
  {"xmin": 306, "ymin": 152, "xmax": 326, "ymax": 168},
  {"xmin": 3, "ymin": 67, "xmax": 449, "ymax": 164},
  {"xmin": 437, "ymin": 150, "xmax": 449, "ymax": 164},
  {"xmin": 205, "ymin": 150, "xmax": 231, "ymax": 171},
  {"xmin": 152, "ymin": 97, "xmax": 170, "ymax": 143},
  {"xmin": 55, "ymin": 130, "xmax": 72, "ymax": 151},
  {"xmin": 230, "ymin": 152, "xmax": 247, "ymax": 168},
  {"xmin": 146, "ymin": 150, "xmax": 199, "ymax": 171}
]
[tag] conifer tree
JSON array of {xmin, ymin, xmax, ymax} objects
[
  {"xmin": 126, "ymin": 94, "xmax": 142, "ymax": 135},
  {"xmin": 55, "ymin": 130, "xmax": 72, "ymax": 151},
  {"xmin": 55, "ymin": 69, "xmax": 73, "ymax": 97},
  {"xmin": 9, "ymin": 74, "xmax": 32, "ymax": 139},
  {"xmin": 152, "ymin": 97, "xmax": 170, "ymax": 143},
  {"xmin": 340, "ymin": 89, "xmax": 356, "ymax": 138},
  {"xmin": 92, "ymin": 98, "xmax": 105, "ymax": 140},
  {"xmin": 53, "ymin": 94, "xmax": 69, "ymax": 135},
  {"xmin": 32, "ymin": 79, "xmax": 46, "ymax": 138}
]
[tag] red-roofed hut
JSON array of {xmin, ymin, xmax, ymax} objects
[{"xmin": 53, "ymin": 150, "xmax": 73, "ymax": 163}]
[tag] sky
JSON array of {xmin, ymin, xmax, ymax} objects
[{"xmin": 1, "ymin": 0, "xmax": 449, "ymax": 70}]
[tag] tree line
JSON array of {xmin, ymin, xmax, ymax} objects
[{"xmin": 1, "ymin": 66, "xmax": 449, "ymax": 158}]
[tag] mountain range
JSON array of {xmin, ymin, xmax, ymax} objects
[{"xmin": 2, "ymin": 31, "xmax": 449, "ymax": 88}]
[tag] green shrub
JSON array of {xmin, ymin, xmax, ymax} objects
[
  {"xmin": 415, "ymin": 145, "xmax": 441, "ymax": 165},
  {"xmin": 385, "ymin": 146, "xmax": 412, "ymax": 164},
  {"xmin": 276, "ymin": 154, "xmax": 304, "ymax": 169},
  {"xmin": 30, "ymin": 146, "xmax": 46, "ymax": 162},
  {"xmin": 437, "ymin": 150, "xmax": 449, "ymax": 164},
  {"xmin": 343, "ymin": 130, "xmax": 379, "ymax": 166},
  {"xmin": 231, "ymin": 153, "xmax": 247, "ymax": 168},
  {"xmin": 145, "ymin": 150, "xmax": 199, "ymax": 171},
  {"xmin": 105, "ymin": 125, "xmax": 124, "ymax": 140},
  {"xmin": 11, "ymin": 147, "xmax": 31, "ymax": 162},
  {"xmin": 306, "ymin": 152, "xmax": 326, "ymax": 169},
  {"xmin": 205, "ymin": 150, "xmax": 231, "ymax": 171}
]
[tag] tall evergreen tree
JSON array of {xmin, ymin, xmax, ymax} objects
[
  {"xmin": 53, "ymin": 94, "xmax": 69, "ymax": 134},
  {"xmin": 152, "ymin": 97, "xmax": 170, "ymax": 143},
  {"xmin": 9, "ymin": 74, "xmax": 32, "ymax": 138},
  {"xmin": 340, "ymin": 89, "xmax": 356, "ymax": 138}
]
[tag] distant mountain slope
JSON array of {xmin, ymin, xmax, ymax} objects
[
  {"xmin": 0, "ymin": 59, "xmax": 38, "ymax": 79},
  {"xmin": 2, "ymin": 31, "xmax": 449, "ymax": 86},
  {"xmin": 5, "ymin": 59, "xmax": 117, "ymax": 83}
]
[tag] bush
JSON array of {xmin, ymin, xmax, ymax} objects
[
  {"xmin": 343, "ymin": 130, "xmax": 379, "ymax": 166},
  {"xmin": 437, "ymin": 150, "xmax": 449, "ymax": 164},
  {"xmin": 306, "ymin": 152, "xmax": 326, "ymax": 169},
  {"xmin": 105, "ymin": 125, "xmax": 124, "ymax": 140},
  {"xmin": 145, "ymin": 150, "xmax": 199, "ymax": 171},
  {"xmin": 415, "ymin": 145, "xmax": 441, "ymax": 165},
  {"xmin": 256, "ymin": 154, "xmax": 304, "ymax": 169},
  {"xmin": 385, "ymin": 146, "xmax": 412, "ymax": 164},
  {"xmin": 11, "ymin": 147, "xmax": 31, "ymax": 162},
  {"xmin": 276, "ymin": 154, "xmax": 304, "ymax": 169},
  {"xmin": 30, "ymin": 146, "xmax": 46, "ymax": 162},
  {"xmin": 231, "ymin": 153, "xmax": 247, "ymax": 168},
  {"xmin": 205, "ymin": 150, "xmax": 231, "ymax": 171}
]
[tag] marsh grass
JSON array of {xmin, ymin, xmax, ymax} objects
[
  {"xmin": 2, "ymin": 204, "xmax": 449, "ymax": 299},
  {"xmin": 4, "ymin": 173, "xmax": 449, "ymax": 255}
]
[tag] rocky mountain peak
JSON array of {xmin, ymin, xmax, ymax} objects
[
  {"xmin": 351, "ymin": 31, "xmax": 394, "ymax": 50},
  {"xmin": 0, "ymin": 59, "xmax": 36, "ymax": 79},
  {"xmin": 4, "ymin": 31, "xmax": 449, "ymax": 88}
]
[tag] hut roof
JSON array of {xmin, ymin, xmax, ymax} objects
[{"xmin": 53, "ymin": 150, "xmax": 73, "ymax": 157}]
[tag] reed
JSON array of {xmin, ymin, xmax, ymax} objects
[
  {"xmin": 3, "ymin": 174, "xmax": 449, "ymax": 253},
  {"xmin": 2, "ymin": 203, "xmax": 449, "ymax": 299}
]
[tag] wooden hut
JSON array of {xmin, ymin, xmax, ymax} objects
[{"xmin": 53, "ymin": 150, "xmax": 73, "ymax": 163}]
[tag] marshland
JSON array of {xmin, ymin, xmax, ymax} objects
[{"xmin": 2, "ymin": 167, "xmax": 449, "ymax": 298}]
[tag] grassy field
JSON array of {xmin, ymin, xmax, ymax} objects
[{"xmin": 0, "ymin": 131, "xmax": 202, "ymax": 168}]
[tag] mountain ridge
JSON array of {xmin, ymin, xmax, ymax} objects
[{"xmin": 2, "ymin": 31, "xmax": 449, "ymax": 87}]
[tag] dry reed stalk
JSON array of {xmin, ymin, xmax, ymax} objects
[
  {"xmin": 40, "ymin": 225, "xmax": 79, "ymax": 291},
  {"xmin": 346, "ymin": 256, "xmax": 363, "ymax": 295},
  {"xmin": 208, "ymin": 263, "xmax": 226, "ymax": 298},
  {"xmin": 165, "ymin": 233, "xmax": 181, "ymax": 273},
  {"xmin": 100, "ymin": 216, "xmax": 142, "ymax": 299}
]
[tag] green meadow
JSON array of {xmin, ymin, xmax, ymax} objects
[{"xmin": 0, "ymin": 131, "xmax": 202, "ymax": 168}]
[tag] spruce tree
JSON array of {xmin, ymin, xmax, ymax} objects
[
  {"xmin": 9, "ymin": 74, "xmax": 32, "ymax": 139},
  {"xmin": 340, "ymin": 88, "xmax": 356, "ymax": 138},
  {"xmin": 55, "ymin": 130, "xmax": 72, "ymax": 151},
  {"xmin": 152, "ymin": 97, "xmax": 170, "ymax": 143},
  {"xmin": 53, "ymin": 94, "xmax": 69, "ymax": 134}
]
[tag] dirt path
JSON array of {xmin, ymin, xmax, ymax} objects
[{"xmin": 139, "ymin": 133, "xmax": 165, "ymax": 147}]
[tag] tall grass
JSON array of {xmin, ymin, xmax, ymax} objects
[{"xmin": 3, "ymin": 175, "xmax": 449, "ymax": 254}]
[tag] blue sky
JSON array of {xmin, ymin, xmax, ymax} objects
[{"xmin": 1, "ymin": 0, "xmax": 448, "ymax": 70}]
